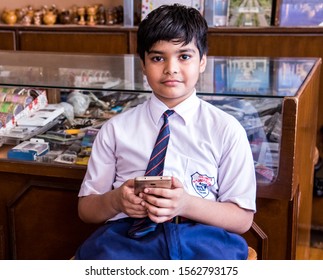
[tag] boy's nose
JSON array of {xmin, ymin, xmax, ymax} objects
[{"xmin": 164, "ymin": 60, "xmax": 179, "ymax": 75}]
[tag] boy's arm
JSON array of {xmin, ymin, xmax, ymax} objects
[
  {"xmin": 181, "ymin": 195, "xmax": 254, "ymax": 234},
  {"xmin": 141, "ymin": 177, "xmax": 254, "ymax": 234},
  {"xmin": 78, "ymin": 179, "xmax": 147, "ymax": 224}
]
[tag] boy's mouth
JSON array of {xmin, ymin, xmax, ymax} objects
[{"xmin": 162, "ymin": 79, "xmax": 181, "ymax": 86}]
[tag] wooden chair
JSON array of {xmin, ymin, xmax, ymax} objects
[
  {"xmin": 71, "ymin": 247, "xmax": 257, "ymax": 260},
  {"xmin": 247, "ymin": 247, "xmax": 257, "ymax": 260}
]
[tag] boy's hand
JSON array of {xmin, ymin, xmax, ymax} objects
[
  {"xmin": 139, "ymin": 177, "xmax": 189, "ymax": 223},
  {"xmin": 116, "ymin": 179, "xmax": 148, "ymax": 218}
]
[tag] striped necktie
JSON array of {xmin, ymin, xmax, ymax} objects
[
  {"xmin": 145, "ymin": 110, "xmax": 174, "ymax": 176},
  {"xmin": 128, "ymin": 109, "xmax": 174, "ymax": 238}
]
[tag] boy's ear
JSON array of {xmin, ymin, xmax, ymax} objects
[{"xmin": 199, "ymin": 54, "xmax": 207, "ymax": 73}]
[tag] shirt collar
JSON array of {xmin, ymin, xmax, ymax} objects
[{"xmin": 149, "ymin": 90, "xmax": 200, "ymax": 125}]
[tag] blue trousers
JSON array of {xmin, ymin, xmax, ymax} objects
[{"xmin": 74, "ymin": 218, "xmax": 248, "ymax": 260}]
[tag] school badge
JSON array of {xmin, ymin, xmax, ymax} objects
[{"xmin": 190, "ymin": 172, "xmax": 215, "ymax": 198}]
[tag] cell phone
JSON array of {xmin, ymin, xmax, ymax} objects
[{"xmin": 134, "ymin": 176, "xmax": 172, "ymax": 195}]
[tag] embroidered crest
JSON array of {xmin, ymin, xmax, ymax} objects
[{"xmin": 190, "ymin": 172, "xmax": 215, "ymax": 198}]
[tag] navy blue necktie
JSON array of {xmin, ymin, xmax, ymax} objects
[
  {"xmin": 128, "ymin": 110, "xmax": 174, "ymax": 238},
  {"xmin": 145, "ymin": 110, "xmax": 175, "ymax": 176}
]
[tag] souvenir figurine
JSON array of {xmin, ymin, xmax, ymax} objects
[
  {"xmin": 1, "ymin": 8, "xmax": 9, "ymax": 23},
  {"xmin": 59, "ymin": 9, "xmax": 71, "ymax": 24},
  {"xmin": 33, "ymin": 10, "xmax": 42, "ymax": 26},
  {"xmin": 106, "ymin": 8, "xmax": 114, "ymax": 25},
  {"xmin": 87, "ymin": 6, "xmax": 96, "ymax": 26},
  {"xmin": 70, "ymin": 6, "xmax": 79, "ymax": 24},
  {"xmin": 77, "ymin": 7, "xmax": 86, "ymax": 25},
  {"xmin": 96, "ymin": 4, "xmax": 106, "ymax": 25}
]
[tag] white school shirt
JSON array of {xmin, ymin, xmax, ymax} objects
[{"xmin": 79, "ymin": 92, "xmax": 257, "ymax": 221}]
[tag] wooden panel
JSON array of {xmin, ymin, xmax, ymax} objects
[
  {"xmin": 207, "ymin": 34, "xmax": 323, "ymax": 58},
  {"xmin": 0, "ymin": 225, "xmax": 4, "ymax": 259},
  {"xmin": 19, "ymin": 31, "xmax": 129, "ymax": 54},
  {"xmin": 0, "ymin": 169, "xmax": 85, "ymax": 259},
  {"xmin": 256, "ymin": 97, "xmax": 297, "ymax": 200},
  {"xmin": 294, "ymin": 63, "xmax": 321, "ymax": 259},
  {"xmin": 0, "ymin": 30, "xmax": 15, "ymax": 50},
  {"xmin": 312, "ymin": 196, "xmax": 323, "ymax": 228},
  {"xmin": 0, "ymin": 147, "xmax": 86, "ymax": 178},
  {"xmin": 129, "ymin": 30, "xmax": 138, "ymax": 54},
  {"xmin": 254, "ymin": 197, "xmax": 293, "ymax": 259},
  {"xmin": 0, "ymin": 172, "xmax": 29, "ymax": 259},
  {"xmin": 8, "ymin": 180, "xmax": 98, "ymax": 260}
]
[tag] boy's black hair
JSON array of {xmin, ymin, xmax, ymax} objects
[{"xmin": 137, "ymin": 4, "xmax": 208, "ymax": 62}]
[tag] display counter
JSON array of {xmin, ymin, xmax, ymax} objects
[{"xmin": 0, "ymin": 51, "xmax": 320, "ymax": 259}]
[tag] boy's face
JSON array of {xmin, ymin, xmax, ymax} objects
[{"xmin": 141, "ymin": 40, "xmax": 207, "ymax": 108}]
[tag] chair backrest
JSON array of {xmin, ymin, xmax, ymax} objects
[{"xmin": 247, "ymin": 247, "xmax": 257, "ymax": 260}]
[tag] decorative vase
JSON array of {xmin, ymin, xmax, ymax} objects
[
  {"xmin": 4, "ymin": 10, "xmax": 17, "ymax": 25},
  {"xmin": 1, "ymin": 8, "xmax": 8, "ymax": 22},
  {"xmin": 43, "ymin": 11, "xmax": 57, "ymax": 25}
]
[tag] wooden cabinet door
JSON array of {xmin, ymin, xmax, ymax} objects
[
  {"xmin": 7, "ymin": 180, "xmax": 98, "ymax": 260},
  {"xmin": 0, "ymin": 31, "xmax": 15, "ymax": 50},
  {"xmin": 19, "ymin": 31, "xmax": 129, "ymax": 54}
]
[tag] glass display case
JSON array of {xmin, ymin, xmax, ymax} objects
[
  {"xmin": 0, "ymin": 52, "xmax": 317, "ymax": 187},
  {"xmin": 0, "ymin": 51, "xmax": 320, "ymax": 260}
]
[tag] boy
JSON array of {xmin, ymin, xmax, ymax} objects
[{"xmin": 74, "ymin": 4, "xmax": 256, "ymax": 260}]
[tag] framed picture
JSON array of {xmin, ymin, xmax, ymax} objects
[
  {"xmin": 278, "ymin": 0, "xmax": 323, "ymax": 26},
  {"xmin": 228, "ymin": 0, "xmax": 274, "ymax": 27},
  {"xmin": 204, "ymin": 0, "xmax": 230, "ymax": 26},
  {"xmin": 224, "ymin": 58, "xmax": 271, "ymax": 95},
  {"xmin": 273, "ymin": 59, "xmax": 316, "ymax": 95},
  {"xmin": 141, "ymin": 0, "xmax": 204, "ymax": 19}
]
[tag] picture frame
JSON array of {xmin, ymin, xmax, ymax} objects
[
  {"xmin": 227, "ymin": 0, "xmax": 274, "ymax": 27},
  {"xmin": 277, "ymin": 0, "xmax": 323, "ymax": 26}
]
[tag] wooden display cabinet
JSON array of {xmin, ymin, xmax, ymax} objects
[{"xmin": 0, "ymin": 51, "xmax": 320, "ymax": 259}]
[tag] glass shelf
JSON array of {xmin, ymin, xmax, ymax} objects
[
  {"xmin": 0, "ymin": 51, "xmax": 318, "ymax": 186},
  {"xmin": 0, "ymin": 51, "xmax": 316, "ymax": 97}
]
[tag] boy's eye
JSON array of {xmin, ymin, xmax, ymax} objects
[
  {"xmin": 180, "ymin": 54, "xmax": 191, "ymax": 60},
  {"xmin": 152, "ymin": 56, "xmax": 164, "ymax": 62}
]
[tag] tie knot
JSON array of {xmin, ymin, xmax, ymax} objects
[{"xmin": 163, "ymin": 110, "xmax": 174, "ymax": 121}]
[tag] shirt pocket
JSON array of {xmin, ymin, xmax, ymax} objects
[{"xmin": 184, "ymin": 158, "xmax": 219, "ymax": 200}]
